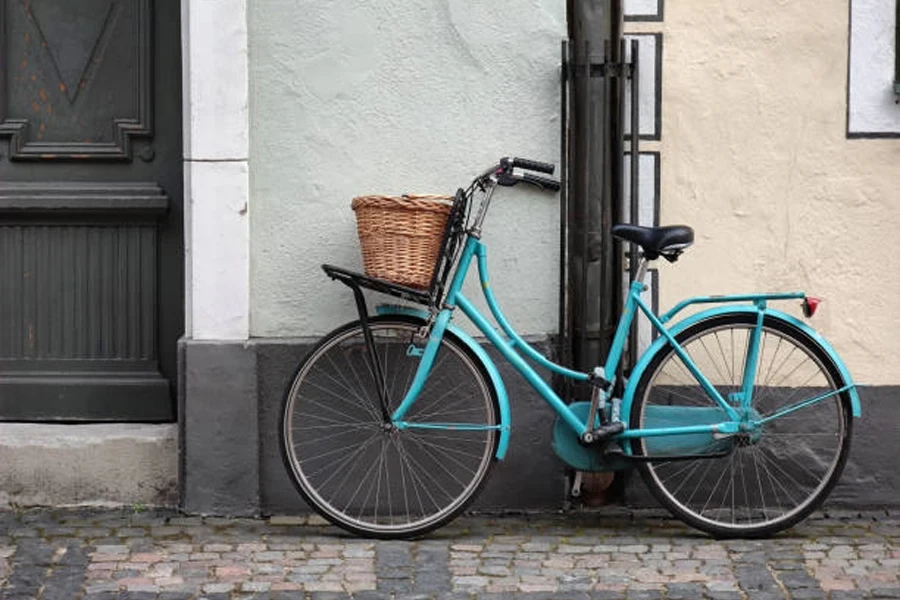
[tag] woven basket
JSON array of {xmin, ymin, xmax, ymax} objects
[{"xmin": 352, "ymin": 194, "xmax": 453, "ymax": 289}]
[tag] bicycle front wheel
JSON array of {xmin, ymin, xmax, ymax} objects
[
  {"xmin": 281, "ymin": 316, "xmax": 499, "ymax": 539},
  {"xmin": 630, "ymin": 312, "xmax": 852, "ymax": 538}
]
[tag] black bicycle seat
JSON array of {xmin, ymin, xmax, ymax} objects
[{"xmin": 611, "ymin": 224, "xmax": 694, "ymax": 261}]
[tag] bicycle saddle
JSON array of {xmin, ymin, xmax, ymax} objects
[{"xmin": 611, "ymin": 224, "xmax": 694, "ymax": 261}]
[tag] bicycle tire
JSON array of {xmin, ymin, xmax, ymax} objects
[
  {"xmin": 629, "ymin": 312, "xmax": 852, "ymax": 538},
  {"xmin": 281, "ymin": 316, "xmax": 499, "ymax": 539}
]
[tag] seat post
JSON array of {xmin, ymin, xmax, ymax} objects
[{"xmin": 634, "ymin": 255, "xmax": 650, "ymax": 285}]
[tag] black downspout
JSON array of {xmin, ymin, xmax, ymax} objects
[
  {"xmin": 565, "ymin": 0, "xmax": 624, "ymax": 384},
  {"xmin": 562, "ymin": 0, "xmax": 626, "ymax": 505}
]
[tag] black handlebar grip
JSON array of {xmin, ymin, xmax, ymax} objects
[
  {"xmin": 512, "ymin": 157, "xmax": 555, "ymax": 175},
  {"xmin": 522, "ymin": 172, "xmax": 561, "ymax": 191}
]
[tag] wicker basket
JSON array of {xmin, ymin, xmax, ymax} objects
[{"xmin": 351, "ymin": 194, "xmax": 453, "ymax": 289}]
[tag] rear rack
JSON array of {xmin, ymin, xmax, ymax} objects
[{"xmin": 322, "ymin": 264, "xmax": 433, "ymax": 306}]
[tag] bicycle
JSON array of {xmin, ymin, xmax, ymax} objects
[{"xmin": 280, "ymin": 157, "xmax": 860, "ymax": 539}]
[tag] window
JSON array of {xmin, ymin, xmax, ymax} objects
[
  {"xmin": 895, "ymin": 0, "xmax": 900, "ymax": 95},
  {"xmin": 848, "ymin": 0, "xmax": 900, "ymax": 136}
]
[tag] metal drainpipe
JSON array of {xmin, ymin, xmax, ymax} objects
[
  {"xmin": 563, "ymin": 0, "xmax": 625, "ymax": 504},
  {"xmin": 564, "ymin": 0, "xmax": 624, "ymax": 395}
]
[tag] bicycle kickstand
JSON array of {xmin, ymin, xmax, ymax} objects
[{"xmin": 570, "ymin": 471, "xmax": 584, "ymax": 498}]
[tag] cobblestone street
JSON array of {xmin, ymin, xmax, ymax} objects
[{"xmin": 0, "ymin": 508, "xmax": 897, "ymax": 599}]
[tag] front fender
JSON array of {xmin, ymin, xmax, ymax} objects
[
  {"xmin": 622, "ymin": 306, "xmax": 861, "ymax": 425},
  {"xmin": 375, "ymin": 304, "xmax": 511, "ymax": 460}
]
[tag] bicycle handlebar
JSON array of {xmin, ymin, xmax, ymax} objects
[
  {"xmin": 496, "ymin": 171, "xmax": 561, "ymax": 191},
  {"xmin": 507, "ymin": 157, "xmax": 555, "ymax": 175},
  {"xmin": 469, "ymin": 156, "xmax": 560, "ymax": 233},
  {"xmin": 521, "ymin": 172, "xmax": 561, "ymax": 191},
  {"xmin": 479, "ymin": 157, "xmax": 560, "ymax": 190}
]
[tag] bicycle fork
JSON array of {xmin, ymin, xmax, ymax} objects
[
  {"xmin": 348, "ymin": 277, "xmax": 452, "ymax": 426},
  {"xmin": 390, "ymin": 309, "xmax": 453, "ymax": 424},
  {"xmin": 349, "ymin": 284, "xmax": 392, "ymax": 424}
]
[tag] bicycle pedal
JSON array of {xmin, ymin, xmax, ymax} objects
[{"xmin": 581, "ymin": 422, "xmax": 625, "ymax": 445}]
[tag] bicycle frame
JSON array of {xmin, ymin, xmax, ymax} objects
[{"xmin": 388, "ymin": 231, "xmax": 860, "ymax": 457}]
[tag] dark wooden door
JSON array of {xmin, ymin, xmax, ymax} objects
[{"xmin": 0, "ymin": 0, "xmax": 182, "ymax": 421}]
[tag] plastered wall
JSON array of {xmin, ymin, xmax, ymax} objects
[
  {"xmin": 249, "ymin": 0, "xmax": 899, "ymax": 386},
  {"xmin": 644, "ymin": 1, "xmax": 900, "ymax": 385},
  {"xmin": 248, "ymin": 0, "xmax": 565, "ymax": 338}
]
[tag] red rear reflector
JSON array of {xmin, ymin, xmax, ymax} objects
[{"xmin": 802, "ymin": 297, "xmax": 821, "ymax": 318}]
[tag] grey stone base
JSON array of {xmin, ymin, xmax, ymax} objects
[
  {"xmin": 179, "ymin": 339, "xmax": 258, "ymax": 515},
  {"xmin": 181, "ymin": 336, "xmax": 900, "ymax": 516},
  {"xmin": 830, "ymin": 387, "xmax": 900, "ymax": 507},
  {"xmin": 255, "ymin": 336, "xmax": 566, "ymax": 516},
  {"xmin": 0, "ymin": 423, "xmax": 177, "ymax": 508},
  {"xmin": 623, "ymin": 385, "xmax": 900, "ymax": 510}
]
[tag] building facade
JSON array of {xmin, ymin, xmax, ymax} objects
[{"xmin": 1, "ymin": 0, "xmax": 897, "ymax": 514}]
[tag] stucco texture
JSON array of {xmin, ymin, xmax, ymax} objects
[
  {"xmin": 249, "ymin": 0, "xmax": 565, "ymax": 338},
  {"xmin": 653, "ymin": 1, "xmax": 900, "ymax": 385}
]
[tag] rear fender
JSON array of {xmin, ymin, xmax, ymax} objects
[{"xmin": 622, "ymin": 306, "xmax": 861, "ymax": 426}]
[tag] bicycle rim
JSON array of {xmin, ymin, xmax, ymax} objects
[
  {"xmin": 632, "ymin": 313, "xmax": 851, "ymax": 537},
  {"xmin": 282, "ymin": 317, "xmax": 497, "ymax": 538}
]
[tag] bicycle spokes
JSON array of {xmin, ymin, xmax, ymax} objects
[{"xmin": 633, "ymin": 314, "xmax": 850, "ymax": 537}]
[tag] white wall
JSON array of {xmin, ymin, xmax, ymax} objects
[{"xmin": 249, "ymin": 0, "xmax": 565, "ymax": 337}]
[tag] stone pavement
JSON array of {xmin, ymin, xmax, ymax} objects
[{"xmin": 0, "ymin": 508, "xmax": 897, "ymax": 599}]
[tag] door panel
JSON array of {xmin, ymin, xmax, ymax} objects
[
  {"xmin": 0, "ymin": 0, "xmax": 182, "ymax": 421},
  {"xmin": 0, "ymin": 0, "xmax": 153, "ymax": 159}
]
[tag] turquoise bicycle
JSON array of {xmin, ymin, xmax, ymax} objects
[{"xmin": 281, "ymin": 157, "xmax": 859, "ymax": 539}]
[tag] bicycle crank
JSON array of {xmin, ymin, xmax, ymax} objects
[{"xmin": 580, "ymin": 422, "xmax": 625, "ymax": 445}]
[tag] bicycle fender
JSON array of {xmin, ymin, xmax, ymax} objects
[
  {"xmin": 375, "ymin": 305, "xmax": 512, "ymax": 459},
  {"xmin": 621, "ymin": 306, "xmax": 861, "ymax": 425}
]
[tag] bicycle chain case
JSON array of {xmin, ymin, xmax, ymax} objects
[
  {"xmin": 551, "ymin": 401, "xmax": 736, "ymax": 471},
  {"xmin": 551, "ymin": 402, "xmax": 630, "ymax": 472}
]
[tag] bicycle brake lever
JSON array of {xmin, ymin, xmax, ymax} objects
[{"xmin": 496, "ymin": 172, "xmax": 518, "ymax": 187}]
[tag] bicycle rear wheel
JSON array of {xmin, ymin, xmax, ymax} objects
[
  {"xmin": 281, "ymin": 316, "xmax": 498, "ymax": 539},
  {"xmin": 630, "ymin": 312, "xmax": 852, "ymax": 538}
]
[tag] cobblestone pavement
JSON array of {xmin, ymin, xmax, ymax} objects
[{"xmin": 0, "ymin": 508, "xmax": 897, "ymax": 599}]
